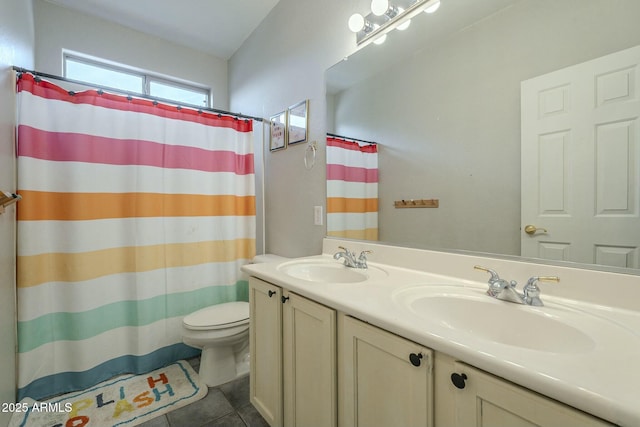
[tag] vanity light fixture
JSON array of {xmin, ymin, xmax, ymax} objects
[
  {"xmin": 348, "ymin": 0, "xmax": 441, "ymax": 46},
  {"xmin": 348, "ymin": 13, "xmax": 368, "ymax": 33},
  {"xmin": 373, "ymin": 34, "xmax": 388, "ymax": 45},
  {"xmin": 424, "ymin": 0, "xmax": 441, "ymax": 13},
  {"xmin": 371, "ymin": 0, "xmax": 390, "ymax": 16},
  {"xmin": 396, "ymin": 14, "xmax": 411, "ymax": 30}
]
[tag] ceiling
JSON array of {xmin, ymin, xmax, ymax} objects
[{"xmin": 44, "ymin": 0, "xmax": 281, "ymax": 59}]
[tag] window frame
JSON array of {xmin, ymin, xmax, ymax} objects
[{"xmin": 63, "ymin": 52, "xmax": 211, "ymax": 108}]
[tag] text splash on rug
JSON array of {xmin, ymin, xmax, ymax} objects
[{"xmin": 10, "ymin": 360, "xmax": 207, "ymax": 427}]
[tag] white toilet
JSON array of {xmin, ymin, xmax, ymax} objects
[
  {"xmin": 182, "ymin": 301, "xmax": 251, "ymax": 387},
  {"xmin": 182, "ymin": 254, "xmax": 288, "ymax": 387}
]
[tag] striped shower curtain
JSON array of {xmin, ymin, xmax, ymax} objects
[
  {"xmin": 326, "ymin": 135, "xmax": 378, "ymax": 240},
  {"xmin": 15, "ymin": 73, "xmax": 255, "ymax": 400}
]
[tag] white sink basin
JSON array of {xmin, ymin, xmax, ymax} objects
[
  {"xmin": 277, "ymin": 259, "xmax": 388, "ymax": 283},
  {"xmin": 393, "ymin": 286, "xmax": 597, "ymax": 353}
]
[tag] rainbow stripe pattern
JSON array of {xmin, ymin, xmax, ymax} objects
[
  {"xmin": 326, "ymin": 136, "xmax": 378, "ymax": 240},
  {"xmin": 16, "ymin": 73, "xmax": 256, "ymax": 400}
]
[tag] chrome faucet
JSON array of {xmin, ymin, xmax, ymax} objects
[
  {"xmin": 474, "ymin": 265, "xmax": 559, "ymax": 306},
  {"xmin": 334, "ymin": 246, "xmax": 372, "ymax": 269}
]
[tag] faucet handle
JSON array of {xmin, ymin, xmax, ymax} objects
[
  {"xmin": 475, "ymin": 265, "xmax": 504, "ymax": 297},
  {"xmin": 473, "ymin": 265, "xmax": 491, "ymax": 273},
  {"xmin": 356, "ymin": 250, "xmax": 372, "ymax": 268},
  {"xmin": 358, "ymin": 250, "xmax": 373, "ymax": 259},
  {"xmin": 474, "ymin": 265, "xmax": 500, "ymax": 281},
  {"xmin": 524, "ymin": 276, "xmax": 559, "ymax": 288},
  {"xmin": 337, "ymin": 246, "xmax": 354, "ymax": 257},
  {"xmin": 523, "ymin": 276, "xmax": 559, "ymax": 306}
]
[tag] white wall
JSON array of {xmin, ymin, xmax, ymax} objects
[
  {"xmin": 0, "ymin": 0, "xmax": 34, "ymax": 423},
  {"xmin": 33, "ymin": 0, "xmax": 229, "ymax": 110},
  {"xmin": 229, "ymin": 0, "xmax": 367, "ymax": 257}
]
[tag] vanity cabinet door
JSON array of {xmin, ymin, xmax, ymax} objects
[
  {"xmin": 452, "ymin": 362, "xmax": 614, "ymax": 427},
  {"xmin": 249, "ymin": 277, "xmax": 283, "ymax": 427},
  {"xmin": 339, "ymin": 314, "xmax": 434, "ymax": 427},
  {"xmin": 282, "ymin": 291, "xmax": 337, "ymax": 427}
]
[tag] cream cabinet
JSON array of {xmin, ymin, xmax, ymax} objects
[
  {"xmin": 338, "ymin": 314, "xmax": 434, "ymax": 427},
  {"xmin": 249, "ymin": 277, "xmax": 282, "ymax": 426},
  {"xmin": 249, "ymin": 277, "xmax": 336, "ymax": 427},
  {"xmin": 282, "ymin": 286, "xmax": 337, "ymax": 427},
  {"xmin": 249, "ymin": 276, "xmax": 615, "ymax": 427},
  {"xmin": 450, "ymin": 362, "xmax": 614, "ymax": 427}
]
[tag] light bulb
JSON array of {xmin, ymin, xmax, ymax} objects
[
  {"xmin": 394, "ymin": 7, "xmax": 409, "ymax": 30},
  {"xmin": 348, "ymin": 13, "xmax": 365, "ymax": 32},
  {"xmin": 373, "ymin": 34, "xmax": 387, "ymax": 45},
  {"xmin": 397, "ymin": 19, "xmax": 411, "ymax": 31},
  {"xmin": 371, "ymin": 0, "xmax": 389, "ymax": 16},
  {"xmin": 425, "ymin": 0, "xmax": 440, "ymax": 14}
]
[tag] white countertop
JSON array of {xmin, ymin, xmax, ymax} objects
[{"xmin": 242, "ymin": 253, "xmax": 640, "ymax": 426}]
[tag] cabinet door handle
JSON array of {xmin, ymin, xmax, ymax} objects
[
  {"xmin": 409, "ymin": 352, "xmax": 423, "ymax": 367},
  {"xmin": 451, "ymin": 372, "xmax": 468, "ymax": 389},
  {"xmin": 268, "ymin": 290, "xmax": 276, "ymax": 297},
  {"xmin": 281, "ymin": 295, "xmax": 290, "ymax": 303}
]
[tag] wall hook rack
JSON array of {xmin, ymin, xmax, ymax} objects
[
  {"xmin": 394, "ymin": 198, "xmax": 439, "ymax": 208},
  {"xmin": 0, "ymin": 191, "xmax": 21, "ymax": 214}
]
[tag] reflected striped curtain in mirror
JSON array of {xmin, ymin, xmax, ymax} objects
[{"xmin": 326, "ymin": 135, "xmax": 378, "ymax": 240}]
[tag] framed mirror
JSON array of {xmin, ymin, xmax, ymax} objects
[{"xmin": 288, "ymin": 100, "xmax": 309, "ymax": 145}]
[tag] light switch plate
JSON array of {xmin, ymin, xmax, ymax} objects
[{"xmin": 314, "ymin": 206, "xmax": 323, "ymax": 225}]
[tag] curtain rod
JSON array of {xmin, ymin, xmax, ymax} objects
[
  {"xmin": 12, "ymin": 66, "xmax": 265, "ymax": 123},
  {"xmin": 327, "ymin": 132, "xmax": 377, "ymax": 145}
]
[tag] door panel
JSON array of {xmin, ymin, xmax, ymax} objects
[
  {"xmin": 339, "ymin": 315, "xmax": 433, "ymax": 427},
  {"xmin": 453, "ymin": 362, "xmax": 613, "ymax": 427},
  {"xmin": 283, "ymin": 292, "xmax": 336, "ymax": 427},
  {"xmin": 249, "ymin": 278, "xmax": 282, "ymax": 427},
  {"xmin": 521, "ymin": 45, "xmax": 640, "ymax": 268}
]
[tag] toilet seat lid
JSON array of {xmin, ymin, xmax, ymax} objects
[{"xmin": 183, "ymin": 301, "xmax": 249, "ymax": 330}]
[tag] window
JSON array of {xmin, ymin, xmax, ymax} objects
[{"xmin": 63, "ymin": 54, "xmax": 211, "ymax": 108}]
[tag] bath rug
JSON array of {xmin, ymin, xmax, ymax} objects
[{"xmin": 9, "ymin": 360, "xmax": 207, "ymax": 427}]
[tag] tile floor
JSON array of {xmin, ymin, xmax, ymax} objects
[{"xmin": 138, "ymin": 358, "xmax": 269, "ymax": 427}]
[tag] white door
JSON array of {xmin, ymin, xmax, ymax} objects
[{"xmin": 521, "ymin": 45, "xmax": 640, "ymax": 268}]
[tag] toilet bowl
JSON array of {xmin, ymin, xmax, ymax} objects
[
  {"xmin": 182, "ymin": 301, "xmax": 250, "ymax": 387},
  {"xmin": 182, "ymin": 254, "xmax": 289, "ymax": 387}
]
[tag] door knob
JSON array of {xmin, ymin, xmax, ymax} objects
[{"xmin": 524, "ymin": 225, "xmax": 547, "ymax": 235}]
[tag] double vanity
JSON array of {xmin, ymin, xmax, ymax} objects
[{"xmin": 242, "ymin": 238, "xmax": 640, "ymax": 426}]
